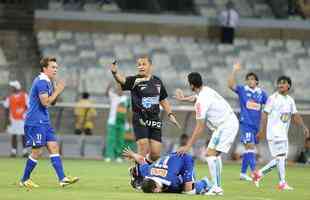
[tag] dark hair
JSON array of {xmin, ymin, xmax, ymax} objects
[
  {"xmin": 187, "ymin": 72, "xmax": 203, "ymax": 88},
  {"xmin": 138, "ymin": 55, "xmax": 152, "ymax": 65},
  {"xmin": 245, "ymin": 72, "xmax": 259, "ymax": 83},
  {"xmin": 82, "ymin": 92, "xmax": 90, "ymax": 99},
  {"xmin": 180, "ymin": 134, "xmax": 188, "ymax": 140},
  {"xmin": 277, "ymin": 75, "xmax": 292, "ymax": 89},
  {"xmin": 40, "ymin": 56, "xmax": 56, "ymax": 72},
  {"xmin": 226, "ymin": 1, "xmax": 234, "ymax": 9},
  {"xmin": 141, "ymin": 178, "xmax": 157, "ymax": 193},
  {"xmin": 306, "ymin": 137, "xmax": 310, "ymax": 142}
]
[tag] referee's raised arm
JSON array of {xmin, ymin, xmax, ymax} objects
[{"xmin": 110, "ymin": 61, "xmax": 126, "ymax": 85}]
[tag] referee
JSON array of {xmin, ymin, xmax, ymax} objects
[{"xmin": 110, "ymin": 56, "xmax": 180, "ymax": 162}]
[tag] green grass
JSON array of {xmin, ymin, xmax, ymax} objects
[{"xmin": 0, "ymin": 157, "xmax": 310, "ymax": 200}]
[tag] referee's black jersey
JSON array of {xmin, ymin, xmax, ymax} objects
[{"xmin": 121, "ymin": 75, "xmax": 168, "ymax": 116}]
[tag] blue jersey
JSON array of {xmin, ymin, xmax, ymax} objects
[
  {"xmin": 139, "ymin": 153, "xmax": 194, "ymax": 192},
  {"xmin": 25, "ymin": 73, "xmax": 53, "ymax": 126},
  {"xmin": 234, "ymin": 85, "xmax": 267, "ymax": 130}
]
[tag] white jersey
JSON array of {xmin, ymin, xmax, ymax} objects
[
  {"xmin": 264, "ymin": 92, "xmax": 297, "ymax": 141},
  {"xmin": 107, "ymin": 90, "xmax": 128, "ymax": 125},
  {"xmin": 195, "ymin": 86, "xmax": 234, "ymax": 130}
]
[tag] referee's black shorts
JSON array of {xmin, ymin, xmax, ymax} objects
[{"xmin": 132, "ymin": 113, "xmax": 162, "ymax": 142}]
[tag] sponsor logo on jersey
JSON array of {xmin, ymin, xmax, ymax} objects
[
  {"xmin": 280, "ymin": 113, "xmax": 290, "ymax": 123},
  {"xmin": 142, "ymin": 96, "xmax": 159, "ymax": 108},
  {"xmin": 246, "ymin": 100, "xmax": 261, "ymax": 111}
]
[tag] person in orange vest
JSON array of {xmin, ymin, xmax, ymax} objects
[{"xmin": 3, "ymin": 80, "xmax": 28, "ymax": 157}]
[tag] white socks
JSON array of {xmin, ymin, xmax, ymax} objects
[
  {"xmin": 260, "ymin": 158, "xmax": 277, "ymax": 175},
  {"xmin": 207, "ymin": 156, "xmax": 222, "ymax": 188},
  {"xmin": 259, "ymin": 156, "xmax": 286, "ymax": 184},
  {"xmin": 276, "ymin": 156, "xmax": 286, "ymax": 184}
]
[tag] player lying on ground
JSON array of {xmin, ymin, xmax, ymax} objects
[{"xmin": 123, "ymin": 148, "xmax": 211, "ymax": 194}]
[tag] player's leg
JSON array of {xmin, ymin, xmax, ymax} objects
[
  {"xmin": 149, "ymin": 139, "xmax": 161, "ymax": 162},
  {"xmin": 133, "ymin": 124, "xmax": 150, "ymax": 157},
  {"xmin": 47, "ymin": 141, "xmax": 65, "ymax": 180},
  {"xmin": 194, "ymin": 176, "xmax": 212, "ymax": 194},
  {"xmin": 21, "ymin": 135, "xmax": 28, "ymax": 157},
  {"xmin": 275, "ymin": 140, "xmax": 292, "ymax": 190},
  {"xmin": 180, "ymin": 154, "xmax": 210, "ymax": 194},
  {"xmin": 20, "ymin": 125, "xmax": 44, "ymax": 188},
  {"xmin": 148, "ymin": 128, "xmax": 162, "ymax": 162},
  {"xmin": 252, "ymin": 140, "xmax": 279, "ymax": 187},
  {"xmin": 240, "ymin": 126, "xmax": 257, "ymax": 181},
  {"xmin": 206, "ymin": 148, "xmax": 221, "ymax": 190},
  {"xmin": 206, "ymin": 116, "xmax": 238, "ymax": 195},
  {"xmin": 104, "ymin": 125, "xmax": 116, "ymax": 161},
  {"xmin": 240, "ymin": 142, "xmax": 256, "ymax": 181},
  {"xmin": 11, "ymin": 134, "xmax": 17, "ymax": 157},
  {"xmin": 137, "ymin": 138, "xmax": 150, "ymax": 158},
  {"xmin": 46, "ymin": 125, "xmax": 79, "ymax": 186},
  {"xmin": 20, "ymin": 147, "xmax": 42, "ymax": 188}
]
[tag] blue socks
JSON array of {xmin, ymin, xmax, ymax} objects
[
  {"xmin": 50, "ymin": 154, "xmax": 65, "ymax": 181},
  {"xmin": 241, "ymin": 150, "xmax": 256, "ymax": 174},
  {"xmin": 195, "ymin": 176, "xmax": 212, "ymax": 194},
  {"xmin": 21, "ymin": 156, "xmax": 38, "ymax": 182}
]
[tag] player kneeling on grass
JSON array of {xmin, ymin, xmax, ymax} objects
[
  {"xmin": 123, "ymin": 148, "xmax": 211, "ymax": 194},
  {"xmin": 252, "ymin": 76, "xmax": 309, "ymax": 191}
]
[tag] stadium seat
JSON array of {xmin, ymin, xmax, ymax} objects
[
  {"xmin": 56, "ymin": 31, "xmax": 73, "ymax": 41},
  {"xmin": 36, "ymin": 30, "xmax": 309, "ymax": 101}
]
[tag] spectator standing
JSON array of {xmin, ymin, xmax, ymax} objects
[
  {"xmin": 3, "ymin": 80, "xmax": 28, "ymax": 157},
  {"xmin": 74, "ymin": 92, "xmax": 97, "ymax": 157},
  {"xmin": 218, "ymin": 1, "xmax": 239, "ymax": 44},
  {"xmin": 104, "ymin": 83, "xmax": 131, "ymax": 162}
]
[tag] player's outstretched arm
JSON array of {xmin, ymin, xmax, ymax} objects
[
  {"xmin": 122, "ymin": 147, "xmax": 146, "ymax": 165},
  {"xmin": 228, "ymin": 62, "xmax": 241, "ymax": 91},
  {"xmin": 292, "ymin": 113, "xmax": 310, "ymax": 138},
  {"xmin": 110, "ymin": 61, "xmax": 126, "ymax": 85},
  {"xmin": 174, "ymin": 89, "xmax": 196, "ymax": 103}
]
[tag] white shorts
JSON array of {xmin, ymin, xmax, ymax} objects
[
  {"xmin": 208, "ymin": 114, "xmax": 239, "ymax": 153},
  {"xmin": 268, "ymin": 140, "xmax": 288, "ymax": 157},
  {"xmin": 7, "ymin": 120, "xmax": 25, "ymax": 135}
]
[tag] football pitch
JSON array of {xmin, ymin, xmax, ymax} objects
[{"xmin": 1, "ymin": 157, "xmax": 310, "ymax": 200}]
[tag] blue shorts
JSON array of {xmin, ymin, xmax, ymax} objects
[
  {"xmin": 240, "ymin": 124, "xmax": 259, "ymax": 144},
  {"xmin": 24, "ymin": 124, "xmax": 57, "ymax": 147}
]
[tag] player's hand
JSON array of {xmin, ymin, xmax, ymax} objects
[
  {"xmin": 304, "ymin": 127, "xmax": 310, "ymax": 138},
  {"xmin": 122, "ymin": 147, "xmax": 134, "ymax": 159},
  {"xmin": 233, "ymin": 61, "xmax": 241, "ymax": 72},
  {"xmin": 174, "ymin": 88, "xmax": 185, "ymax": 101},
  {"xmin": 176, "ymin": 145, "xmax": 190, "ymax": 155},
  {"xmin": 54, "ymin": 80, "xmax": 65, "ymax": 94},
  {"xmin": 110, "ymin": 61, "xmax": 118, "ymax": 74},
  {"xmin": 168, "ymin": 113, "xmax": 181, "ymax": 129}
]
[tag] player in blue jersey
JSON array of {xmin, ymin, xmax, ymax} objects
[
  {"xmin": 123, "ymin": 148, "xmax": 211, "ymax": 194},
  {"xmin": 228, "ymin": 62, "xmax": 268, "ymax": 181},
  {"xmin": 19, "ymin": 57, "xmax": 79, "ymax": 189}
]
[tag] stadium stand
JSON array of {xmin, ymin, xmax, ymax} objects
[{"xmin": 37, "ymin": 30, "xmax": 310, "ymax": 103}]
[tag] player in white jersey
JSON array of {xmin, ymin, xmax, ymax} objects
[
  {"xmin": 175, "ymin": 72, "xmax": 239, "ymax": 195},
  {"xmin": 252, "ymin": 76, "xmax": 309, "ymax": 191}
]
